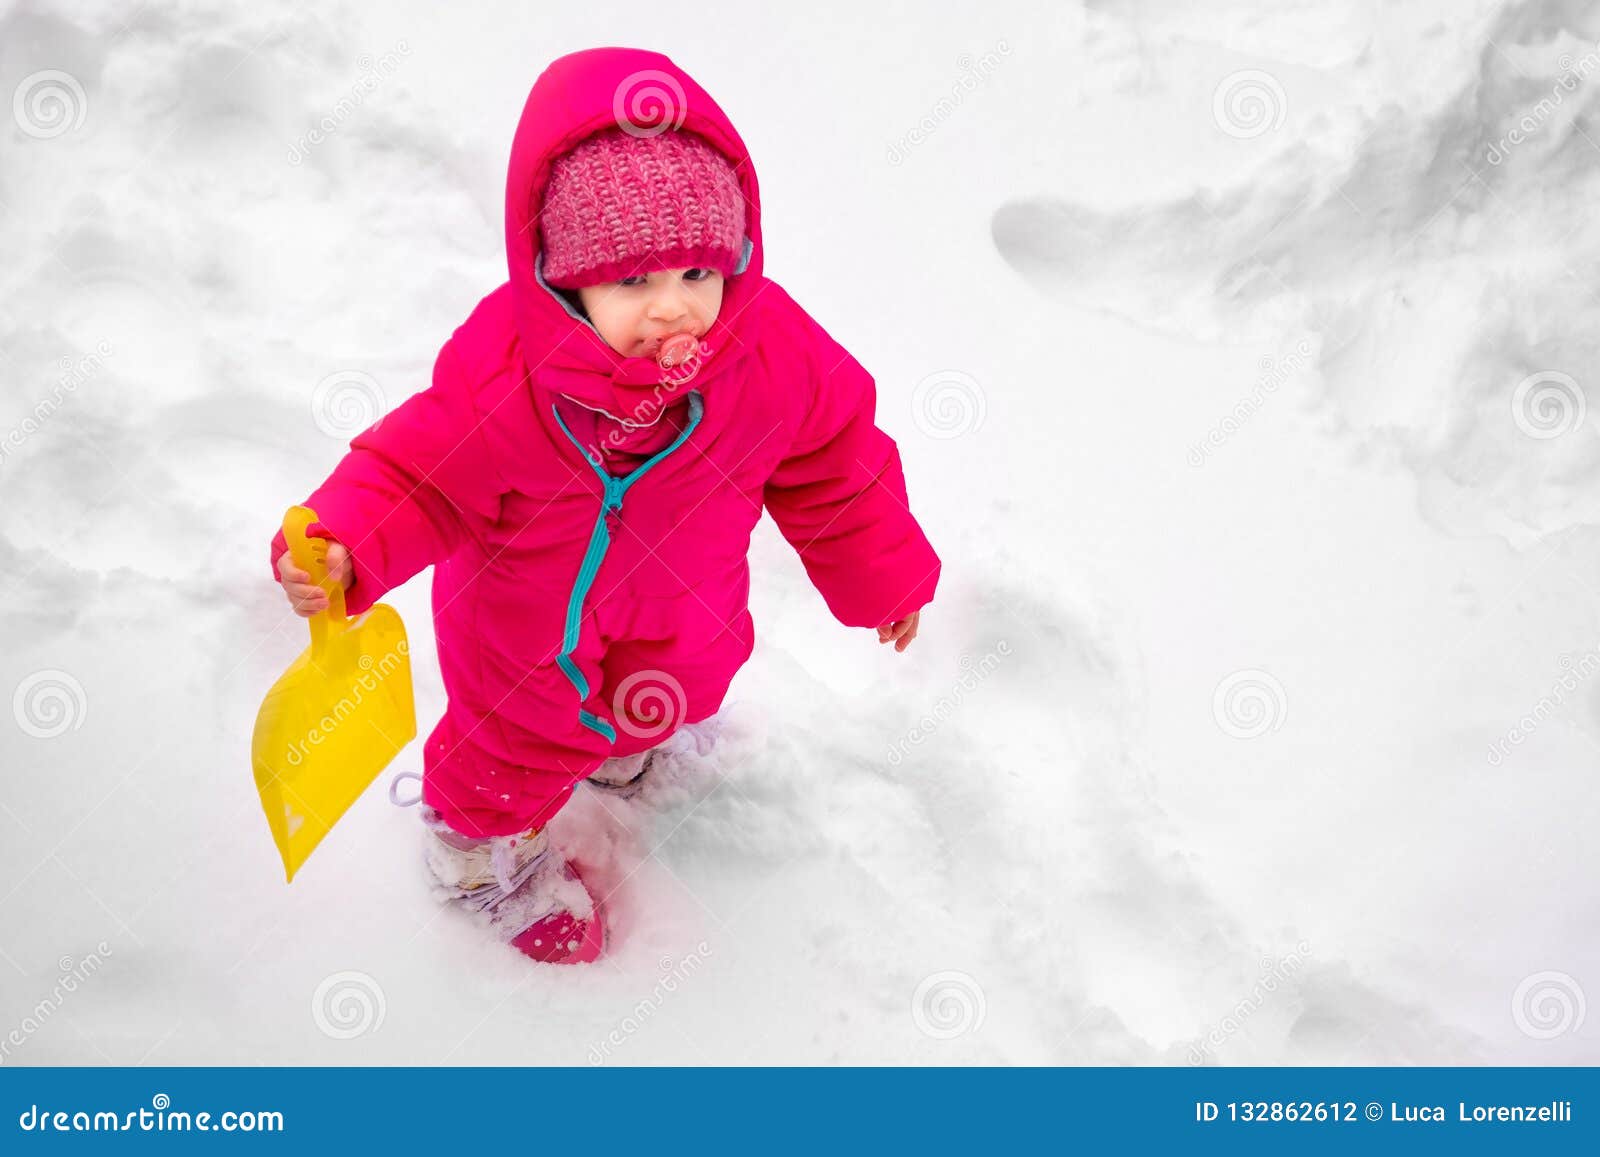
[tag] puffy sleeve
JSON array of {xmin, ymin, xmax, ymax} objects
[
  {"xmin": 268, "ymin": 340, "xmax": 507, "ymax": 616},
  {"xmin": 761, "ymin": 296, "xmax": 941, "ymax": 628}
]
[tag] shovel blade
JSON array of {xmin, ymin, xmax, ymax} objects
[{"xmin": 251, "ymin": 604, "xmax": 416, "ymax": 882}]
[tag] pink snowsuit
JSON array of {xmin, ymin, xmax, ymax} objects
[{"xmin": 269, "ymin": 46, "xmax": 942, "ymax": 838}]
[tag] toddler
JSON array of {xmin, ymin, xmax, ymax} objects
[{"xmin": 271, "ymin": 46, "xmax": 940, "ymax": 964}]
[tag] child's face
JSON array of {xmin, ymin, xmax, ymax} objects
[{"xmin": 576, "ymin": 267, "xmax": 724, "ymax": 359}]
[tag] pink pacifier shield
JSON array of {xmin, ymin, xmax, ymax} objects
[{"xmin": 656, "ymin": 333, "xmax": 700, "ymax": 369}]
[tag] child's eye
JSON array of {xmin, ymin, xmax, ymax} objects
[{"xmin": 618, "ymin": 268, "xmax": 713, "ymax": 288}]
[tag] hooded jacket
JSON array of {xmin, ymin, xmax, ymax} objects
[{"xmin": 269, "ymin": 47, "xmax": 941, "ymax": 835}]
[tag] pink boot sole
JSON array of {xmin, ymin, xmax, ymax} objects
[{"xmin": 508, "ymin": 870, "xmax": 605, "ymax": 965}]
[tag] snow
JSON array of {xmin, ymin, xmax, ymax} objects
[{"xmin": 2, "ymin": 0, "xmax": 1597, "ymax": 1065}]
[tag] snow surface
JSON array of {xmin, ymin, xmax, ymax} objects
[{"xmin": 1, "ymin": 0, "xmax": 1597, "ymax": 1064}]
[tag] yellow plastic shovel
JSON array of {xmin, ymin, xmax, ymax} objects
[{"xmin": 251, "ymin": 505, "xmax": 417, "ymax": 882}]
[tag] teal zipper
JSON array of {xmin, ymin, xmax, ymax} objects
[{"xmin": 549, "ymin": 390, "xmax": 705, "ymax": 741}]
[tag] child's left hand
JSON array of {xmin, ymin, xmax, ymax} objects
[{"xmin": 876, "ymin": 610, "xmax": 920, "ymax": 652}]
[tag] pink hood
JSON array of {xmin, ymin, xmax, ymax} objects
[{"xmin": 505, "ymin": 47, "xmax": 764, "ymax": 422}]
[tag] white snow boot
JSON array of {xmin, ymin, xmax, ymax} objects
[{"xmin": 419, "ymin": 805, "xmax": 604, "ymax": 964}]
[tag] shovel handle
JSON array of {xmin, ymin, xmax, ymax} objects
[{"xmin": 282, "ymin": 505, "xmax": 347, "ymax": 651}]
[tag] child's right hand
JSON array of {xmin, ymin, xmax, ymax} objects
[{"xmin": 276, "ymin": 543, "xmax": 354, "ymax": 617}]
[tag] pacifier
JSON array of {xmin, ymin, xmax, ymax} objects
[{"xmin": 655, "ymin": 332, "xmax": 701, "ymax": 369}]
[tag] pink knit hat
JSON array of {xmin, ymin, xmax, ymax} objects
[{"xmin": 539, "ymin": 127, "xmax": 747, "ymax": 290}]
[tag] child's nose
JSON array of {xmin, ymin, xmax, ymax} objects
[{"xmin": 646, "ymin": 287, "xmax": 690, "ymax": 324}]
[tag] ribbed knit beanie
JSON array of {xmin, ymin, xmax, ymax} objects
[{"xmin": 540, "ymin": 126, "xmax": 746, "ymax": 289}]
